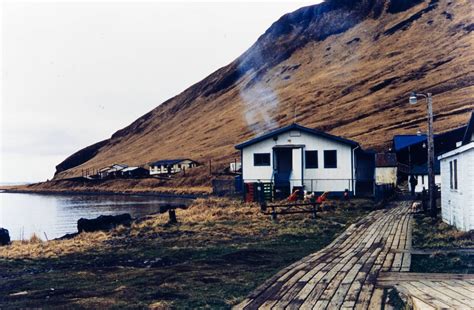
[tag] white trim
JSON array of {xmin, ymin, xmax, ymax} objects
[{"xmin": 438, "ymin": 142, "xmax": 474, "ymax": 160}]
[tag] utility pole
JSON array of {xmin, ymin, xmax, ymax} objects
[
  {"xmin": 426, "ymin": 93, "xmax": 436, "ymax": 218},
  {"xmin": 409, "ymin": 92, "xmax": 436, "ymax": 218}
]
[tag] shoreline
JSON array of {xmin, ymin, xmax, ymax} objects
[{"xmin": 0, "ymin": 188, "xmax": 204, "ymax": 199}]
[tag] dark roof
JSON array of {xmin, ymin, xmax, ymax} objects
[
  {"xmin": 462, "ymin": 111, "xmax": 474, "ymax": 145},
  {"xmin": 235, "ymin": 123, "xmax": 359, "ymax": 150},
  {"xmin": 394, "ymin": 126, "xmax": 467, "ymax": 153},
  {"xmin": 393, "ymin": 135, "xmax": 427, "ymax": 152},
  {"xmin": 149, "ymin": 159, "xmax": 196, "ymax": 166},
  {"xmin": 375, "ymin": 153, "xmax": 397, "ymax": 167},
  {"xmin": 121, "ymin": 166, "xmax": 148, "ymax": 172}
]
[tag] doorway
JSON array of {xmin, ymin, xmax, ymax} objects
[
  {"xmin": 275, "ymin": 148, "xmax": 293, "ymax": 175},
  {"xmin": 273, "ymin": 148, "xmax": 293, "ymax": 198}
]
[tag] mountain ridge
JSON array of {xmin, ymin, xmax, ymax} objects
[{"xmin": 55, "ymin": 0, "xmax": 473, "ymax": 179}]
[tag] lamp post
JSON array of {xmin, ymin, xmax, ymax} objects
[{"xmin": 409, "ymin": 92, "xmax": 436, "ymax": 218}]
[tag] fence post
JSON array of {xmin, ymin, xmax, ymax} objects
[
  {"xmin": 271, "ymin": 206, "xmax": 277, "ymax": 221},
  {"xmin": 312, "ymin": 203, "xmax": 317, "ymax": 219},
  {"xmin": 168, "ymin": 209, "xmax": 177, "ymax": 224}
]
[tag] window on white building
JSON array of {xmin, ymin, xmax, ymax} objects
[
  {"xmin": 305, "ymin": 150, "xmax": 318, "ymax": 168},
  {"xmin": 254, "ymin": 153, "xmax": 270, "ymax": 166},
  {"xmin": 454, "ymin": 159, "xmax": 458, "ymax": 190},
  {"xmin": 324, "ymin": 150, "xmax": 337, "ymax": 168},
  {"xmin": 450, "ymin": 160, "xmax": 458, "ymax": 190}
]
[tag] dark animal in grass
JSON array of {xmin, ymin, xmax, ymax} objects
[
  {"xmin": 0, "ymin": 228, "xmax": 11, "ymax": 246},
  {"xmin": 77, "ymin": 214, "xmax": 132, "ymax": 233}
]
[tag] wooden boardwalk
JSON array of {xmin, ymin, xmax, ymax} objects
[{"xmin": 235, "ymin": 200, "xmax": 413, "ymax": 309}]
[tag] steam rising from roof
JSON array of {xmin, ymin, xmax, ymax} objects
[{"xmin": 238, "ymin": 47, "xmax": 280, "ymax": 136}]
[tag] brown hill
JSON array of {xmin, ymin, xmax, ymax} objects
[{"xmin": 55, "ymin": 0, "xmax": 474, "ymax": 179}]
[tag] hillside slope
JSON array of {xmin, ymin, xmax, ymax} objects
[{"xmin": 55, "ymin": 0, "xmax": 474, "ymax": 179}]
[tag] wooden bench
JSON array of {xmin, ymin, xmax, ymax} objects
[{"xmin": 260, "ymin": 201, "xmax": 322, "ymax": 219}]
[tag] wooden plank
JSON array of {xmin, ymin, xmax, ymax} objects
[
  {"xmin": 421, "ymin": 281, "xmax": 473, "ymax": 307},
  {"xmin": 400, "ymin": 253, "xmax": 411, "ymax": 272},
  {"xmin": 395, "ymin": 283, "xmax": 451, "ymax": 309},
  {"xmin": 400, "ymin": 214, "xmax": 412, "ymax": 272},
  {"xmin": 391, "ymin": 253, "xmax": 403, "ymax": 272},
  {"xmin": 367, "ymin": 288, "xmax": 384, "ymax": 310},
  {"xmin": 412, "ymin": 296, "xmax": 436, "ymax": 310},
  {"xmin": 391, "ymin": 248, "xmax": 474, "ymax": 255},
  {"xmin": 377, "ymin": 272, "xmax": 474, "ymax": 283},
  {"xmin": 447, "ymin": 280, "xmax": 474, "ymax": 298},
  {"xmin": 408, "ymin": 281, "xmax": 467, "ymax": 308}
]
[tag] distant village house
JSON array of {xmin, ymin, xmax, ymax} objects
[
  {"xmin": 98, "ymin": 164, "xmax": 128, "ymax": 179},
  {"xmin": 149, "ymin": 159, "xmax": 199, "ymax": 175},
  {"xmin": 120, "ymin": 166, "xmax": 149, "ymax": 178}
]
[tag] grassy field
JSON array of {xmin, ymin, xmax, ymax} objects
[
  {"xmin": 411, "ymin": 214, "xmax": 474, "ymax": 274},
  {"xmin": 0, "ymin": 197, "xmax": 374, "ymax": 309}
]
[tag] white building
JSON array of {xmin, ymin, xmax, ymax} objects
[
  {"xmin": 235, "ymin": 123, "xmax": 375, "ymax": 198},
  {"xmin": 98, "ymin": 164, "xmax": 128, "ymax": 179},
  {"xmin": 149, "ymin": 159, "xmax": 198, "ymax": 175},
  {"xmin": 438, "ymin": 112, "xmax": 474, "ymax": 231},
  {"xmin": 408, "ymin": 171, "xmax": 442, "ymax": 193},
  {"xmin": 375, "ymin": 153, "xmax": 397, "ymax": 186},
  {"xmin": 230, "ymin": 162, "xmax": 242, "ymax": 173}
]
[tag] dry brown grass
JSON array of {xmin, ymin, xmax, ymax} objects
[
  {"xmin": 0, "ymin": 231, "xmax": 109, "ymax": 259},
  {"xmin": 0, "ymin": 197, "xmax": 373, "ymax": 308},
  {"xmin": 413, "ymin": 215, "xmax": 474, "ymax": 249},
  {"xmin": 11, "ymin": 177, "xmax": 212, "ymax": 196},
  {"xmin": 0, "ymin": 197, "xmax": 369, "ymax": 260},
  {"xmin": 27, "ymin": 233, "xmax": 43, "ymax": 244}
]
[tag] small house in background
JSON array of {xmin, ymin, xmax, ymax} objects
[
  {"xmin": 98, "ymin": 164, "xmax": 128, "ymax": 179},
  {"xmin": 393, "ymin": 125, "xmax": 467, "ymax": 193},
  {"xmin": 98, "ymin": 166, "xmax": 112, "ymax": 179},
  {"xmin": 235, "ymin": 123, "xmax": 375, "ymax": 199},
  {"xmin": 149, "ymin": 159, "xmax": 199, "ymax": 176},
  {"xmin": 375, "ymin": 153, "xmax": 397, "ymax": 186},
  {"xmin": 438, "ymin": 112, "xmax": 474, "ymax": 231},
  {"xmin": 121, "ymin": 166, "xmax": 149, "ymax": 178},
  {"xmin": 230, "ymin": 162, "xmax": 242, "ymax": 173}
]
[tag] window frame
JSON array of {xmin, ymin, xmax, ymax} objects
[
  {"xmin": 253, "ymin": 153, "xmax": 271, "ymax": 166},
  {"xmin": 323, "ymin": 150, "xmax": 338, "ymax": 169},
  {"xmin": 305, "ymin": 150, "xmax": 318, "ymax": 169},
  {"xmin": 450, "ymin": 161, "xmax": 453, "ymax": 189},
  {"xmin": 453, "ymin": 159, "xmax": 458, "ymax": 190}
]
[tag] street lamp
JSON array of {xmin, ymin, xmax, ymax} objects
[{"xmin": 409, "ymin": 92, "xmax": 436, "ymax": 218}]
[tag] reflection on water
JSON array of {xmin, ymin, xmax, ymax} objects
[{"xmin": 0, "ymin": 193, "xmax": 192, "ymax": 240}]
